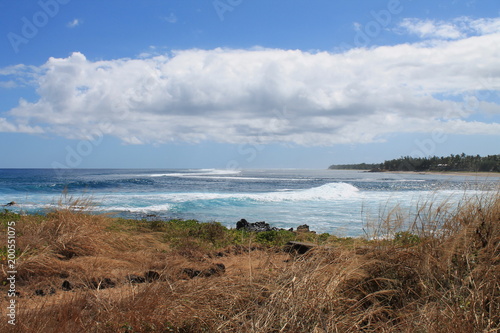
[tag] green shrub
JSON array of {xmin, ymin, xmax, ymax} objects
[
  {"xmin": 161, "ymin": 220, "xmax": 234, "ymax": 249},
  {"xmin": 318, "ymin": 233, "xmax": 330, "ymax": 243},
  {"xmin": 0, "ymin": 209, "xmax": 21, "ymax": 226},
  {"xmin": 394, "ymin": 231, "xmax": 420, "ymax": 246},
  {"xmin": 255, "ymin": 230, "xmax": 296, "ymax": 246}
]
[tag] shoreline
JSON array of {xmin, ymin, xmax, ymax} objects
[
  {"xmin": 382, "ymin": 170, "xmax": 500, "ymax": 177},
  {"xmin": 330, "ymin": 169, "xmax": 500, "ymax": 177}
]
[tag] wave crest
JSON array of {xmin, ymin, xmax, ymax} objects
[{"xmin": 250, "ymin": 182, "xmax": 360, "ymax": 202}]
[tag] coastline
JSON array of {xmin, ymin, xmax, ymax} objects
[
  {"xmin": 381, "ymin": 170, "xmax": 500, "ymax": 177},
  {"xmin": 330, "ymin": 169, "xmax": 500, "ymax": 177}
]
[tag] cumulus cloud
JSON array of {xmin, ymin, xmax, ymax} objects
[
  {"xmin": 2, "ymin": 26, "xmax": 500, "ymax": 145},
  {"xmin": 397, "ymin": 16, "xmax": 500, "ymax": 40}
]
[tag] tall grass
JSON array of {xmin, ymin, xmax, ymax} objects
[{"xmin": 1, "ymin": 192, "xmax": 498, "ymax": 332}]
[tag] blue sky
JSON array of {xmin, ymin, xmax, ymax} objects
[{"xmin": 0, "ymin": 0, "xmax": 499, "ymax": 169}]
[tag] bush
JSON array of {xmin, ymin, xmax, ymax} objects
[
  {"xmin": 0, "ymin": 209, "xmax": 21, "ymax": 225},
  {"xmin": 161, "ymin": 219, "xmax": 234, "ymax": 250},
  {"xmin": 255, "ymin": 230, "xmax": 295, "ymax": 246}
]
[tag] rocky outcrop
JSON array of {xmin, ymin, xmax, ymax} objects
[
  {"xmin": 236, "ymin": 219, "xmax": 294, "ymax": 232},
  {"xmin": 236, "ymin": 219, "xmax": 277, "ymax": 232},
  {"xmin": 296, "ymin": 224, "xmax": 310, "ymax": 233}
]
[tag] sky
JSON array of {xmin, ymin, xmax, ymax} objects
[{"xmin": 0, "ymin": 0, "xmax": 499, "ymax": 169}]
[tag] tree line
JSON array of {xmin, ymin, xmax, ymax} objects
[{"xmin": 329, "ymin": 153, "xmax": 500, "ymax": 172}]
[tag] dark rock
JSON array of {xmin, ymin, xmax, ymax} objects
[
  {"xmin": 58, "ymin": 249, "xmax": 77, "ymax": 260},
  {"xmin": 90, "ymin": 277, "xmax": 115, "ymax": 290},
  {"xmin": 62, "ymin": 280, "xmax": 72, "ymax": 291},
  {"xmin": 102, "ymin": 278, "xmax": 115, "ymax": 289},
  {"xmin": 4, "ymin": 201, "xmax": 16, "ymax": 207},
  {"xmin": 236, "ymin": 219, "xmax": 280, "ymax": 232},
  {"xmin": 253, "ymin": 221, "xmax": 274, "ymax": 232},
  {"xmin": 183, "ymin": 263, "xmax": 226, "ymax": 279},
  {"xmin": 215, "ymin": 263, "xmax": 226, "ymax": 272},
  {"xmin": 284, "ymin": 241, "xmax": 317, "ymax": 255},
  {"xmin": 35, "ymin": 288, "xmax": 55, "ymax": 296},
  {"xmin": 203, "ymin": 263, "xmax": 226, "ymax": 277},
  {"xmin": 144, "ymin": 270, "xmax": 160, "ymax": 282},
  {"xmin": 236, "ymin": 218, "xmax": 250, "ymax": 230},
  {"xmin": 182, "ymin": 268, "xmax": 202, "ymax": 278},
  {"xmin": 126, "ymin": 274, "xmax": 146, "ymax": 284},
  {"xmin": 296, "ymin": 224, "xmax": 310, "ymax": 233}
]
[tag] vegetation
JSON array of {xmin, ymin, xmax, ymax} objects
[
  {"xmin": 1, "ymin": 191, "xmax": 499, "ymax": 332},
  {"xmin": 329, "ymin": 153, "xmax": 500, "ymax": 172},
  {"xmin": 328, "ymin": 162, "xmax": 381, "ymax": 170}
]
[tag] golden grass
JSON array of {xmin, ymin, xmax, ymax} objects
[{"xmin": 1, "ymin": 192, "xmax": 499, "ymax": 332}]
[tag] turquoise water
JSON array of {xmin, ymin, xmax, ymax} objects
[{"xmin": 0, "ymin": 168, "xmax": 498, "ymax": 236}]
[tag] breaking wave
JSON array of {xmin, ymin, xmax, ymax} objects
[
  {"xmin": 149, "ymin": 169, "xmax": 242, "ymax": 178},
  {"xmin": 101, "ymin": 182, "xmax": 360, "ymax": 207}
]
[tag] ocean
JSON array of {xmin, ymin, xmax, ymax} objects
[{"xmin": 0, "ymin": 168, "xmax": 498, "ymax": 236}]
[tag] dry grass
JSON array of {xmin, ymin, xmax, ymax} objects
[{"xmin": 1, "ymin": 192, "xmax": 499, "ymax": 332}]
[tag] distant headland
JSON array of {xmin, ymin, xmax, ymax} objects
[{"xmin": 329, "ymin": 153, "xmax": 500, "ymax": 173}]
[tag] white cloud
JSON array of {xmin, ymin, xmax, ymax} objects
[
  {"xmin": 0, "ymin": 81, "xmax": 17, "ymax": 88},
  {"xmin": 2, "ymin": 28, "xmax": 500, "ymax": 145},
  {"xmin": 398, "ymin": 18, "xmax": 464, "ymax": 39},
  {"xmin": 162, "ymin": 13, "xmax": 177, "ymax": 24},
  {"xmin": 0, "ymin": 117, "xmax": 43, "ymax": 134},
  {"xmin": 0, "ymin": 64, "xmax": 41, "ymax": 88},
  {"xmin": 397, "ymin": 16, "xmax": 500, "ymax": 40},
  {"xmin": 67, "ymin": 18, "xmax": 81, "ymax": 28},
  {"xmin": 469, "ymin": 17, "xmax": 500, "ymax": 35}
]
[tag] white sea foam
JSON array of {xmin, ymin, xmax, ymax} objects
[
  {"xmin": 106, "ymin": 203, "xmax": 173, "ymax": 214},
  {"xmin": 102, "ymin": 182, "xmax": 361, "ymax": 204},
  {"xmin": 149, "ymin": 169, "xmax": 242, "ymax": 178},
  {"xmin": 247, "ymin": 182, "xmax": 360, "ymax": 202}
]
